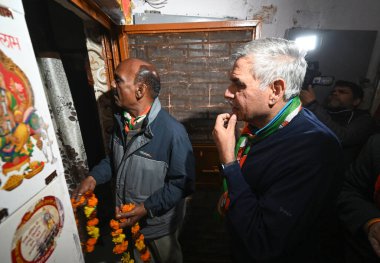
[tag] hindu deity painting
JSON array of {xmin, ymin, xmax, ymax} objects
[{"xmin": 0, "ymin": 49, "xmax": 45, "ymax": 191}]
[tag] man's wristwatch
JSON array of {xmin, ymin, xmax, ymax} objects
[{"xmin": 219, "ymin": 160, "xmax": 238, "ymax": 171}]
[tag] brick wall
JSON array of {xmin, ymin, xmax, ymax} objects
[{"xmin": 128, "ymin": 30, "xmax": 254, "ymax": 144}]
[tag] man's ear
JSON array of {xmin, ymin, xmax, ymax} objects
[
  {"xmin": 269, "ymin": 79, "xmax": 285, "ymax": 106},
  {"xmin": 136, "ymin": 83, "xmax": 147, "ymax": 99},
  {"xmin": 353, "ymin": 98, "xmax": 361, "ymax": 107}
]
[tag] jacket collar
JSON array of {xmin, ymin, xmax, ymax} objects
[
  {"xmin": 146, "ymin": 98, "xmax": 161, "ymax": 126},
  {"xmin": 142, "ymin": 98, "xmax": 161, "ymax": 138},
  {"xmin": 114, "ymin": 98, "xmax": 162, "ymax": 137}
]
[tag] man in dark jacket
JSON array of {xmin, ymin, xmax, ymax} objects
[
  {"xmin": 74, "ymin": 58, "xmax": 195, "ymax": 263},
  {"xmin": 300, "ymin": 80, "xmax": 374, "ymax": 166},
  {"xmin": 337, "ymin": 133, "xmax": 380, "ymax": 263},
  {"xmin": 213, "ymin": 38, "xmax": 344, "ymax": 262}
]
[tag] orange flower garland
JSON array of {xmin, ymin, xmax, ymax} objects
[
  {"xmin": 110, "ymin": 203, "xmax": 151, "ymax": 263},
  {"xmin": 71, "ymin": 191, "xmax": 100, "ymax": 253}
]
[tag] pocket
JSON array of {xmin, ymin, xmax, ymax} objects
[{"xmin": 126, "ymin": 155, "xmax": 167, "ymax": 197}]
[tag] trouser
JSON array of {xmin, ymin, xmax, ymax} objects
[
  {"xmin": 134, "ymin": 199, "xmax": 188, "ymax": 263},
  {"xmin": 132, "ymin": 228, "xmax": 182, "ymax": 263}
]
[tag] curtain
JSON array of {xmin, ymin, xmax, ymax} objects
[
  {"xmin": 85, "ymin": 25, "xmax": 114, "ymax": 154},
  {"xmin": 37, "ymin": 54, "xmax": 89, "ymax": 192}
]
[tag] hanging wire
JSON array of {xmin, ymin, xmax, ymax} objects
[{"xmin": 144, "ymin": 0, "xmax": 168, "ymax": 9}]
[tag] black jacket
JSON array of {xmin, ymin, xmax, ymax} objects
[
  {"xmin": 305, "ymin": 101, "xmax": 374, "ymax": 165},
  {"xmin": 222, "ymin": 109, "xmax": 344, "ymax": 262},
  {"xmin": 337, "ymin": 134, "xmax": 380, "ymax": 262}
]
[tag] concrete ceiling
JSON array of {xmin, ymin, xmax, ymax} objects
[
  {"xmin": 92, "ymin": 0, "xmax": 125, "ymax": 24},
  {"xmin": 55, "ymin": 0, "xmax": 125, "ymax": 25}
]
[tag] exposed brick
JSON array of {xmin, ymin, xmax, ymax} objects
[
  {"xmin": 128, "ymin": 46, "xmax": 148, "ymax": 60},
  {"xmin": 158, "ymin": 93, "xmax": 170, "ymax": 107},
  {"xmin": 188, "ymin": 94, "xmax": 211, "ymax": 108},
  {"xmin": 149, "ymin": 45, "xmax": 187, "ymax": 58},
  {"xmin": 170, "ymin": 57, "xmax": 208, "ymax": 71},
  {"xmin": 172, "ymin": 108, "xmax": 209, "ymax": 121},
  {"xmin": 190, "ymin": 70, "xmax": 228, "ymax": 83},
  {"xmin": 170, "ymin": 95, "xmax": 190, "ymax": 107},
  {"xmin": 151, "ymin": 57, "xmax": 169, "ymax": 70},
  {"xmin": 167, "ymin": 83, "xmax": 209, "ymax": 96},
  {"xmin": 129, "ymin": 34, "xmax": 167, "ymax": 45},
  {"xmin": 210, "ymin": 95, "xmax": 229, "ymax": 107},
  {"xmin": 208, "ymin": 30, "xmax": 253, "ymax": 42},
  {"xmin": 206, "ymin": 57, "xmax": 234, "ymax": 70},
  {"xmin": 166, "ymin": 32, "xmax": 208, "ymax": 44},
  {"xmin": 160, "ymin": 71, "xmax": 188, "ymax": 83},
  {"xmin": 128, "ymin": 29, "xmax": 254, "ymax": 145},
  {"xmin": 230, "ymin": 42, "xmax": 250, "ymax": 54},
  {"xmin": 188, "ymin": 43, "xmax": 230, "ymax": 57},
  {"xmin": 188, "ymin": 83, "xmax": 210, "ymax": 96},
  {"xmin": 159, "ymin": 85, "xmax": 170, "ymax": 96},
  {"xmin": 209, "ymin": 83, "xmax": 229, "ymax": 95}
]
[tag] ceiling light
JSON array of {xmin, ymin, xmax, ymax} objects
[{"xmin": 295, "ymin": 35, "xmax": 317, "ymax": 51}]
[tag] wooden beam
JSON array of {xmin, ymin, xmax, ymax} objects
[
  {"xmin": 123, "ymin": 20, "xmax": 261, "ymax": 35},
  {"xmin": 117, "ymin": 28, "xmax": 129, "ymax": 61},
  {"xmin": 69, "ymin": 0, "xmax": 113, "ymax": 30}
]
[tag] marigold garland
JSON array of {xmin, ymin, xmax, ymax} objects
[
  {"xmin": 71, "ymin": 191, "xmax": 100, "ymax": 253},
  {"xmin": 110, "ymin": 203, "xmax": 151, "ymax": 263}
]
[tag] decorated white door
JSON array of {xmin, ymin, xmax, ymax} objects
[{"xmin": 0, "ymin": 0, "xmax": 83, "ymax": 262}]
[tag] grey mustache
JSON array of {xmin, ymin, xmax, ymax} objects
[{"xmin": 224, "ymin": 99, "xmax": 233, "ymax": 105}]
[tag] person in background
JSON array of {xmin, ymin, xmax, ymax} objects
[
  {"xmin": 337, "ymin": 133, "xmax": 380, "ymax": 263},
  {"xmin": 300, "ymin": 80, "xmax": 374, "ymax": 166},
  {"xmin": 212, "ymin": 37, "xmax": 344, "ymax": 262},
  {"xmin": 73, "ymin": 58, "xmax": 195, "ymax": 263}
]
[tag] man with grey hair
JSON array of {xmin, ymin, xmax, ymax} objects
[{"xmin": 213, "ymin": 38, "xmax": 344, "ymax": 262}]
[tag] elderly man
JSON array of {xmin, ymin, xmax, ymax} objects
[
  {"xmin": 213, "ymin": 38, "xmax": 344, "ymax": 262},
  {"xmin": 300, "ymin": 80, "xmax": 374, "ymax": 165},
  {"xmin": 74, "ymin": 58, "xmax": 195, "ymax": 263}
]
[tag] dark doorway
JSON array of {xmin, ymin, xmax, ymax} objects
[{"xmin": 23, "ymin": 0, "xmax": 105, "ymax": 169}]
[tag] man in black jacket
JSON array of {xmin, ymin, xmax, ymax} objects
[
  {"xmin": 300, "ymin": 80, "xmax": 374, "ymax": 166},
  {"xmin": 338, "ymin": 133, "xmax": 380, "ymax": 262}
]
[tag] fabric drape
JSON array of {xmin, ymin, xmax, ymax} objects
[{"xmin": 37, "ymin": 55, "xmax": 89, "ymax": 192}]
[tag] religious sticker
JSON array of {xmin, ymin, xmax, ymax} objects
[
  {"xmin": 11, "ymin": 196, "xmax": 64, "ymax": 263},
  {"xmin": 0, "ymin": 1, "xmax": 64, "ymax": 223}
]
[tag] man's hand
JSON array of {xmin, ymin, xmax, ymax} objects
[
  {"xmin": 71, "ymin": 176, "xmax": 97, "ymax": 200},
  {"xmin": 299, "ymin": 85, "xmax": 316, "ymax": 105},
  {"xmin": 368, "ymin": 221, "xmax": 380, "ymax": 257},
  {"xmin": 212, "ymin": 113, "xmax": 237, "ymax": 164},
  {"xmin": 116, "ymin": 203, "xmax": 147, "ymax": 228}
]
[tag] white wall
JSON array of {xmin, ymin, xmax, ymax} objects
[{"xmin": 133, "ymin": 0, "xmax": 380, "ymax": 83}]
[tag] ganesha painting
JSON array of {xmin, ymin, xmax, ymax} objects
[{"xmin": 0, "ymin": 49, "xmax": 45, "ymax": 191}]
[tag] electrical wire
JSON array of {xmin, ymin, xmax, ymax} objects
[{"xmin": 144, "ymin": 0, "xmax": 167, "ymax": 9}]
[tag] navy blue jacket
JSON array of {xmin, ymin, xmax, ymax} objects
[{"xmin": 222, "ymin": 108, "xmax": 344, "ymax": 262}]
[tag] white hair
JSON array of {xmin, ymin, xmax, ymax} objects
[{"xmin": 233, "ymin": 38, "xmax": 307, "ymax": 100}]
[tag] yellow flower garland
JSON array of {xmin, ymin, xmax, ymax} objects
[
  {"xmin": 110, "ymin": 203, "xmax": 151, "ymax": 263},
  {"xmin": 71, "ymin": 191, "xmax": 100, "ymax": 253}
]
